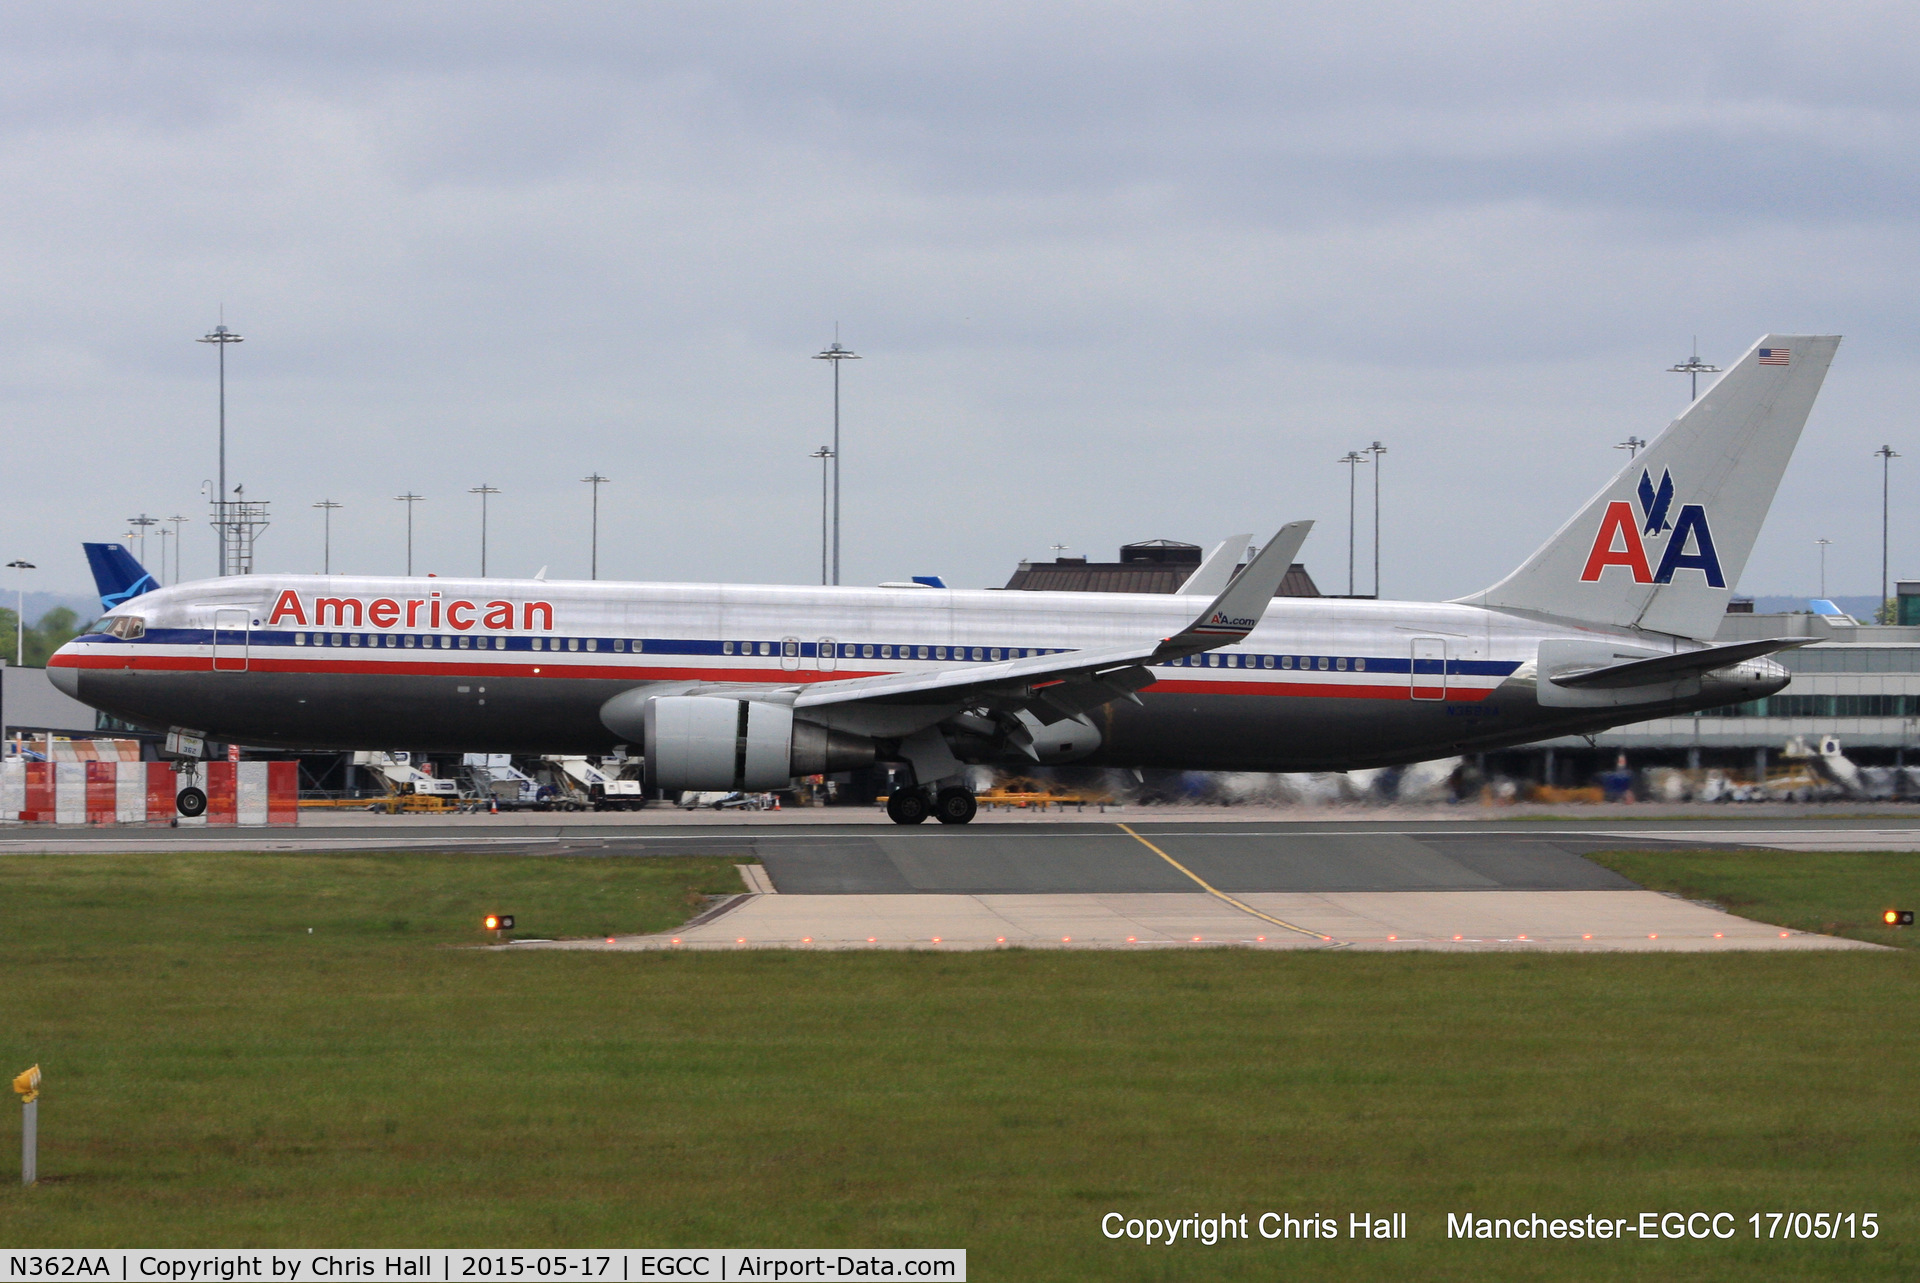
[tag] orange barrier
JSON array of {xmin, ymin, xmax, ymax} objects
[{"xmin": 0, "ymin": 759, "xmax": 298, "ymax": 825}]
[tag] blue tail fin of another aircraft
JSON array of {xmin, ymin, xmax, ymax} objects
[{"xmin": 83, "ymin": 543, "xmax": 159, "ymax": 611}]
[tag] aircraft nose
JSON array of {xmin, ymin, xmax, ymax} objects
[{"xmin": 46, "ymin": 660, "xmax": 80, "ymax": 697}]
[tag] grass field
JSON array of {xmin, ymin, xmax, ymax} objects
[
  {"xmin": 0, "ymin": 848, "xmax": 1915, "ymax": 1280},
  {"xmin": 1589, "ymin": 847, "xmax": 1920, "ymax": 949}
]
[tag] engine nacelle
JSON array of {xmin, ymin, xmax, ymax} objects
[{"xmin": 637, "ymin": 695, "xmax": 875, "ymax": 792}]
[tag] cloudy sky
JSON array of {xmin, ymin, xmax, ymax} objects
[{"xmin": 3, "ymin": 2, "xmax": 1917, "ymax": 608}]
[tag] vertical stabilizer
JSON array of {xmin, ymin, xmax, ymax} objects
[
  {"xmin": 1460, "ymin": 334, "xmax": 1840, "ymax": 641},
  {"xmin": 82, "ymin": 543, "xmax": 158, "ymax": 611}
]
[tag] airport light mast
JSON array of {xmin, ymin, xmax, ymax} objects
[
  {"xmin": 1815, "ymin": 538, "xmax": 1832, "ymax": 599},
  {"xmin": 1615, "ymin": 436, "xmax": 1647, "ymax": 460},
  {"xmin": 810, "ymin": 447, "xmax": 833, "ymax": 585},
  {"xmin": 1339, "ymin": 451, "xmax": 1369, "ymax": 597},
  {"xmin": 166, "ymin": 515, "xmax": 189, "ymax": 585},
  {"xmin": 469, "ymin": 485, "xmax": 500, "ymax": 577},
  {"xmin": 813, "ymin": 336, "xmax": 860, "ymax": 585},
  {"xmin": 197, "ymin": 322, "xmax": 244, "ymax": 574},
  {"xmin": 1668, "ymin": 338, "xmax": 1720, "ymax": 402},
  {"xmin": 581, "ymin": 474, "xmax": 608, "ymax": 580},
  {"xmin": 313, "ymin": 500, "xmax": 343, "ymax": 574},
  {"xmin": 1366, "ymin": 440, "xmax": 1386, "ymax": 598},
  {"xmin": 393, "ymin": 494, "xmax": 423, "ymax": 576},
  {"xmin": 5, "ymin": 560, "xmax": 32, "ymax": 670},
  {"xmin": 1877, "ymin": 445, "xmax": 1900, "ymax": 621},
  {"xmin": 127, "ymin": 515, "xmax": 157, "ymax": 572}
]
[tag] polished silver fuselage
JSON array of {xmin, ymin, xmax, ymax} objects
[{"xmin": 50, "ymin": 574, "xmax": 1786, "ymax": 770}]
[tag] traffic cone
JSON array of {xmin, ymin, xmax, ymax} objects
[{"xmin": 489, "ymin": 797, "xmax": 498, "ymax": 815}]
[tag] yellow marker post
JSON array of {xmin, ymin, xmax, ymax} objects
[{"xmin": 12, "ymin": 1065, "xmax": 39, "ymax": 1186}]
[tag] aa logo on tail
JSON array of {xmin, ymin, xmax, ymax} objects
[{"xmin": 1579, "ymin": 468, "xmax": 1725, "ymax": 587}]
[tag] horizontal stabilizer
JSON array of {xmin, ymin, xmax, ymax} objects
[{"xmin": 1550, "ymin": 637, "xmax": 1809, "ymax": 690}]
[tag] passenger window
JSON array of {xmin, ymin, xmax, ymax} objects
[
  {"xmin": 917, "ymin": 646, "xmax": 929, "ymax": 659},
  {"xmin": 935, "ymin": 647, "xmax": 948, "ymax": 660},
  {"xmin": 1336, "ymin": 657, "xmax": 1347, "ymax": 671},
  {"xmin": 295, "ymin": 633, "xmax": 307, "ymax": 646},
  {"xmin": 863, "ymin": 644, "xmax": 875, "ymax": 659},
  {"xmin": 440, "ymin": 636, "xmax": 452, "ymax": 649},
  {"xmin": 350, "ymin": 634, "xmax": 362, "ymax": 647},
  {"xmin": 880, "ymin": 645, "xmax": 892, "ymax": 658},
  {"xmin": 1262, "ymin": 655, "xmax": 1274, "ymax": 669},
  {"xmin": 723, "ymin": 642, "xmax": 734, "ymax": 655},
  {"xmin": 760, "ymin": 642, "xmax": 773, "ymax": 656},
  {"xmin": 1355, "ymin": 657, "xmax": 1366, "ymax": 672},
  {"xmin": 783, "ymin": 641, "xmax": 798, "ymax": 657},
  {"xmin": 458, "ymin": 635, "xmax": 471, "ymax": 649},
  {"xmin": 404, "ymin": 635, "xmax": 416, "ymax": 648},
  {"xmin": 586, "ymin": 638, "xmax": 598, "ymax": 652},
  {"xmin": 989, "ymin": 648, "xmax": 1001, "ymax": 660},
  {"xmin": 1317, "ymin": 656, "xmax": 1329, "ymax": 670}
]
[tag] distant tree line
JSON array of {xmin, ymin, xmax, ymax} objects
[{"xmin": 0, "ymin": 607, "xmax": 89, "ymax": 667}]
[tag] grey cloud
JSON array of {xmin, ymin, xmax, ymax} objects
[{"xmin": 1, "ymin": 1, "xmax": 1916, "ymax": 606}]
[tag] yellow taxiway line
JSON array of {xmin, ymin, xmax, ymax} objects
[{"xmin": 1116, "ymin": 822, "xmax": 1337, "ymax": 943}]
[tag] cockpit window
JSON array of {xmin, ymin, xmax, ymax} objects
[{"xmin": 104, "ymin": 616, "xmax": 147, "ymax": 640}]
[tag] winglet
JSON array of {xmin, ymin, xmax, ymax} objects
[
  {"xmin": 1176, "ymin": 534, "xmax": 1253, "ymax": 597},
  {"xmin": 1165, "ymin": 521, "xmax": 1311, "ymax": 650}
]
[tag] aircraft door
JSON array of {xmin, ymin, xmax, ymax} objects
[
  {"xmin": 1410, "ymin": 637, "xmax": 1446, "ymax": 701},
  {"xmin": 781, "ymin": 637, "xmax": 801, "ymax": 672},
  {"xmin": 817, "ymin": 638, "xmax": 838, "ymax": 672},
  {"xmin": 213, "ymin": 608, "xmax": 250, "ymax": 673}
]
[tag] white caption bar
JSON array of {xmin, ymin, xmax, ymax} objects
[{"xmin": 0, "ymin": 1253, "xmax": 965, "ymax": 1283}]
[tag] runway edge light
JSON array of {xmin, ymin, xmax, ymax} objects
[
  {"xmin": 483, "ymin": 914, "xmax": 515, "ymax": 932},
  {"xmin": 1884, "ymin": 909, "xmax": 1913, "ymax": 927}
]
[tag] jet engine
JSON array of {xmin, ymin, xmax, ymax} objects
[{"xmin": 635, "ymin": 695, "xmax": 875, "ymax": 792}]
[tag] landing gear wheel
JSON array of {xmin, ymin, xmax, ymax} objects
[
  {"xmin": 886, "ymin": 790, "xmax": 931, "ymax": 825},
  {"xmin": 933, "ymin": 787, "xmax": 977, "ymax": 825},
  {"xmin": 175, "ymin": 786, "xmax": 207, "ymax": 818}
]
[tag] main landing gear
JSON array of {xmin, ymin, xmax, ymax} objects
[{"xmin": 886, "ymin": 786, "xmax": 977, "ymax": 825}]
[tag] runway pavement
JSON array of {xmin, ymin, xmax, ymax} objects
[{"xmin": 5, "ymin": 808, "xmax": 1909, "ymax": 952}]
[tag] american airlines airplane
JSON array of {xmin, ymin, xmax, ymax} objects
[{"xmin": 51, "ymin": 334, "xmax": 1836, "ymax": 824}]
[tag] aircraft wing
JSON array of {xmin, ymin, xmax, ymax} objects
[{"xmin": 792, "ymin": 521, "xmax": 1311, "ymax": 717}]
